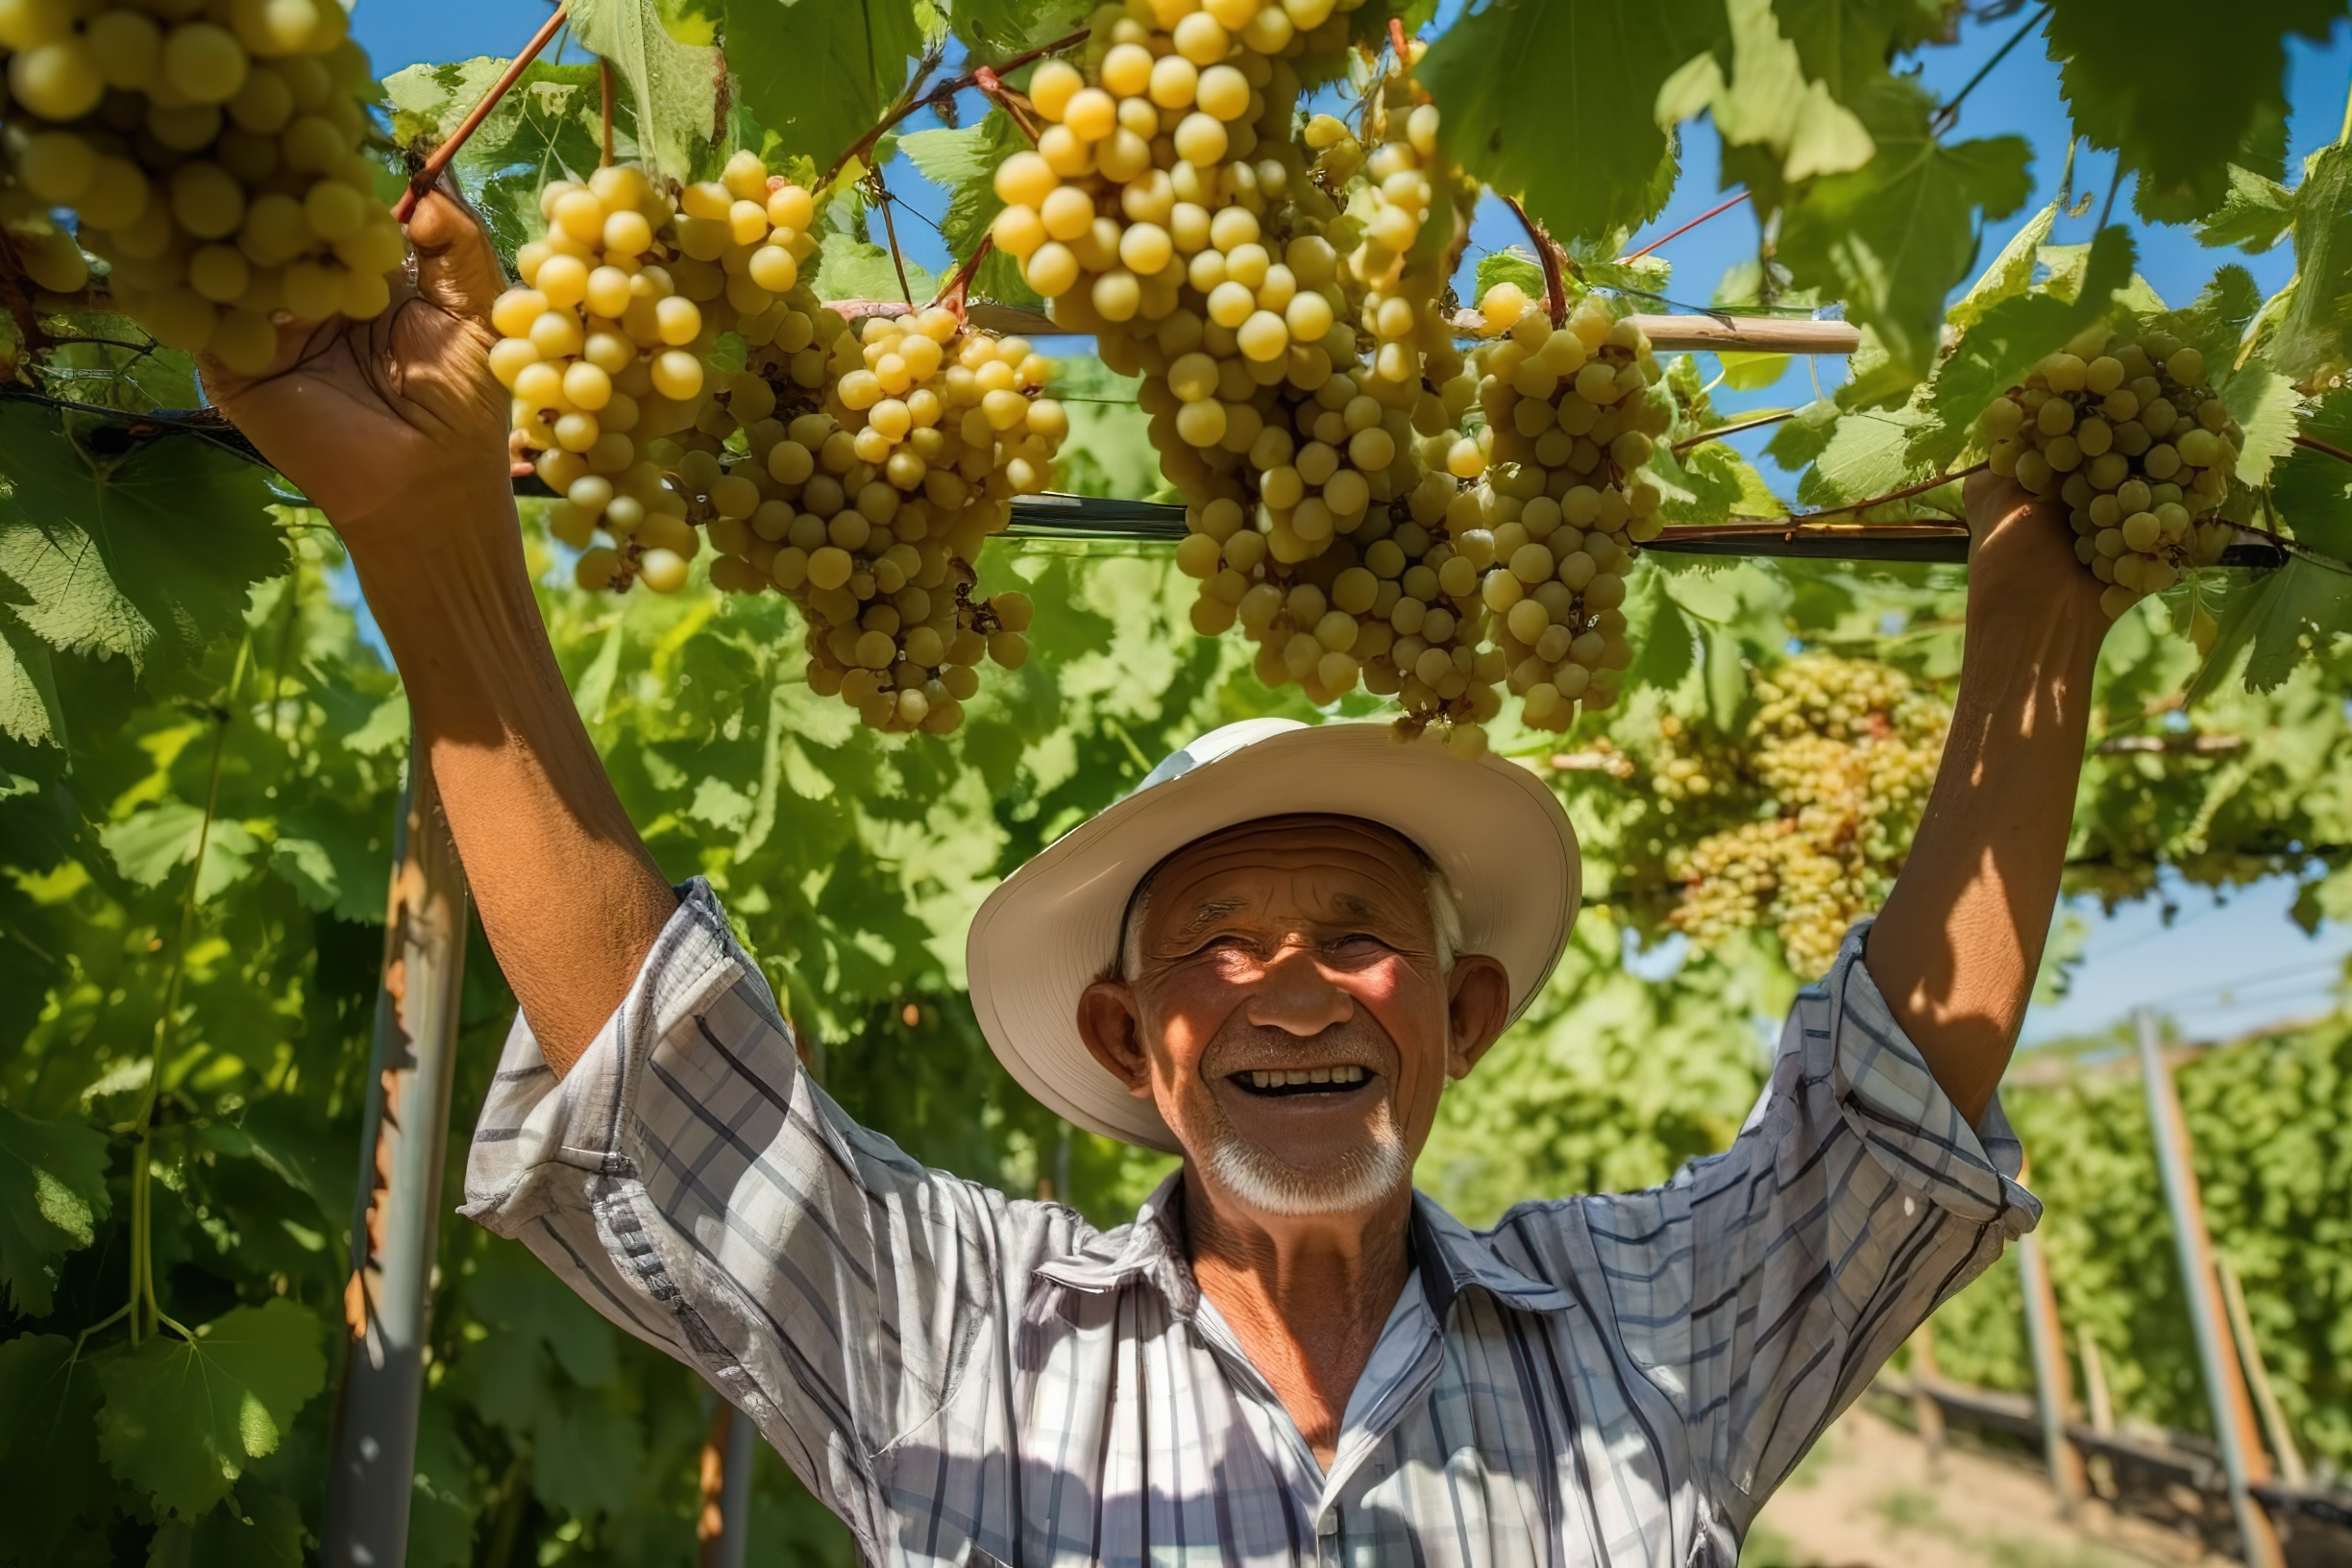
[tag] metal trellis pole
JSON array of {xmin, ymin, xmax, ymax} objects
[
  {"xmin": 324, "ymin": 750, "xmax": 472, "ymax": 1568},
  {"xmin": 2137, "ymin": 1006, "xmax": 2285, "ymax": 1568},
  {"xmin": 698, "ymin": 1401, "xmax": 757, "ymax": 1568}
]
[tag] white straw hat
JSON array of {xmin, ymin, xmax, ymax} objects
[{"xmin": 966, "ymin": 719, "xmax": 1580, "ymax": 1152}]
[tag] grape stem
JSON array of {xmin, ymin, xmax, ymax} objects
[
  {"xmin": 599, "ymin": 58, "xmax": 616, "ymax": 168},
  {"xmin": 1619, "ymin": 191, "xmax": 1751, "ymax": 265},
  {"xmin": 2293, "ymin": 431, "xmax": 2352, "ymax": 468},
  {"xmin": 393, "ymin": 5, "xmax": 571, "ymax": 223},
  {"xmin": 932, "ymin": 234, "xmax": 995, "ymax": 319},
  {"xmin": 1499, "ymin": 194, "xmax": 1570, "ymax": 325},
  {"xmin": 970, "ymin": 65, "xmax": 1045, "ymax": 144},
  {"xmin": 821, "ymin": 28, "xmax": 1090, "ymax": 188}
]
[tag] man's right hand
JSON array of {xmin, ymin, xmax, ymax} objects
[{"xmin": 204, "ymin": 187, "xmax": 512, "ymax": 551}]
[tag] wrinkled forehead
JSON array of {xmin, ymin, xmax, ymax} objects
[{"xmin": 1139, "ymin": 814, "xmax": 1433, "ymax": 926}]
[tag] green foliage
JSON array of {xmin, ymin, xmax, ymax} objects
[
  {"xmin": 1422, "ymin": 0, "xmax": 1719, "ymax": 244},
  {"xmin": 723, "ymin": 0, "xmax": 931, "ymax": 179},
  {"xmin": 569, "ymin": 0, "xmax": 724, "ymax": 180},
  {"xmin": 2045, "ymin": 0, "xmax": 2341, "ymax": 220},
  {"xmin": 383, "ymin": 59, "xmax": 638, "ymax": 257},
  {"xmin": 1931, "ymin": 1016, "xmax": 2352, "ymax": 1472},
  {"xmin": 0, "ymin": 1109, "xmax": 111, "ymax": 1315},
  {"xmin": 95, "ymin": 1299, "xmax": 329, "ymax": 1519}
]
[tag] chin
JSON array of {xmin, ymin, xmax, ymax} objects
[{"xmin": 1195, "ymin": 1123, "xmax": 1410, "ymax": 1218}]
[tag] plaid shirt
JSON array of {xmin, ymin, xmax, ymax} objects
[{"xmin": 464, "ymin": 880, "xmax": 2037, "ymax": 1567}]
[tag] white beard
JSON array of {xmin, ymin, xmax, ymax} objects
[{"xmin": 1193, "ymin": 1102, "xmax": 1411, "ymax": 1217}]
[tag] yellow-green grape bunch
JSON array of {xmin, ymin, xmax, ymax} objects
[
  {"xmin": 501, "ymin": 152, "xmax": 813, "ymax": 596},
  {"xmin": 1979, "ymin": 325, "xmax": 2244, "ymax": 621},
  {"xmin": 1468, "ymin": 287, "xmax": 1667, "ymax": 733},
  {"xmin": 989, "ymin": 0, "xmax": 1362, "ymax": 337},
  {"xmin": 1667, "ymin": 655, "xmax": 1948, "ymax": 975},
  {"xmin": 697, "ymin": 305, "xmax": 1066, "ymax": 735},
  {"xmin": 0, "ymin": 0, "xmax": 401, "ymax": 371}
]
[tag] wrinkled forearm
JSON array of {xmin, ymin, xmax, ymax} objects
[
  {"xmin": 1865, "ymin": 576, "xmax": 2105, "ymax": 1126},
  {"xmin": 350, "ymin": 483, "xmax": 675, "ymax": 1074}
]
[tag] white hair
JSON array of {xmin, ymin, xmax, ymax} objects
[{"xmin": 1117, "ymin": 846, "xmax": 1462, "ymax": 981}]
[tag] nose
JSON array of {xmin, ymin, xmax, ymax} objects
[{"xmin": 1243, "ymin": 942, "xmax": 1355, "ymax": 1037}]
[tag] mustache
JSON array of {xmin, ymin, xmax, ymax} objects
[{"xmin": 1197, "ymin": 1019, "xmax": 1396, "ymax": 1077}]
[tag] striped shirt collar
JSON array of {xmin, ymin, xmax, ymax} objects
[{"xmin": 1034, "ymin": 1171, "xmax": 1577, "ymax": 1320}]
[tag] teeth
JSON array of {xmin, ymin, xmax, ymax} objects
[{"xmin": 1242, "ymin": 1066, "xmax": 1369, "ymax": 1090}]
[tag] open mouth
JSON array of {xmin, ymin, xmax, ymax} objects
[{"xmin": 1230, "ymin": 1066, "xmax": 1374, "ymax": 1098}]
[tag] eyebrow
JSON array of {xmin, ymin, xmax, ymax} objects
[{"xmin": 1168, "ymin": 897, "xmax": 1250, "ymax": 942}]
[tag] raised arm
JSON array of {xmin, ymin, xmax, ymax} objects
[
  {"xmin": 1864, "ymin": 470, "xmax": 2111, "ymax": 1124},
  {"xmin": 207, "ymin": 191, "xmax": 675, "ymax": 1073}
]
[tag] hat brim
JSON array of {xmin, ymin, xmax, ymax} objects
[{"xmin": 966, "ymin": 723, "xmax": 1580, "ymax": 1152}]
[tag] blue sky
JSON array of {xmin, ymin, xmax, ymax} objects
[{"xmin": 353, "ymin": 3, "xmax": 2352, "ymax": 1048}]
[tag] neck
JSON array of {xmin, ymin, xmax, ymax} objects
[{"xmin": 1179, "ymin": 1166, "xmax": 1416, "ymax": 1469}]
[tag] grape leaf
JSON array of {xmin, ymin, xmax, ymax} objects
[
  {"xmin": 567, "ymin": 0, "xmax": 722, "ymax": 182},
  {"xmin": 2272, "ymin": 389, "xmax": 2352, "ymax": 560},
  {"xmin": 0, "ymin": 595, "xmax": 64, "ymax": 749},
  {"xmin": 725, "ymin": 0, "xmax": 928, "ymax": 179},
  {"xmin": 1794, "ymin": 403, "xmax": 1930, "ymax": 507},
  {"xmin": 0, "ymin": 407, "xmax": 286, "ymax": 687},
  {"xmin": 899, "ymin": 112, "xmax": 1041, "ymax": 308},
  {"xmin": 2238, "ymin": 559, "xmax": 2352, "ymax": 692},
  {"xmin": 1627, "ymin": 571, "xmax": 1696, "ymax": 690},
  {"xmin": 1421, "ymin": 0, "xmax": 1720, "ymax": 245},
  {"xmin": 95, "ymin": 1298, "xmax": 329, "ymax": 1520},
  {"xmin": 100, "ymin": 800, "xmax": 261, "ymax": 900},
  {"xmin": 1772, "ymin": 76, "xmax": 2033, "ymax": 393},
  {"xmin": 0, "ymin": 1109, "xmax": 113, "ymax": 1317},
  {"xmin": 382, "ymin": 60, "xmax": 632, "ymax": 257},
  {"xmin": 1672, "ymin": 0, "xmax": 1875, "ymax": 183},
  {"xmin": 529, "ymin": 1389, "xmax": 645, "ymax": 1524},
  {"xmin": 1773, "ymin": 0, "xmax": 1949, "ymax": 103},
  {"xmin": 2267, "ymin": 143, "xmax": 2352, "ymax": 390},
  {"xmin": 1908, "ymin": 226, "xmax": 2135, "ymax": 470},
  {"xmin": 1947, "ymin": 198, "xmax": 2062, "ymax": 334},
  {"xmin": 2218, "ymin": 361, "xmax": 2301, "ymax": 491},
  {"xmin": 160, "ymin": 1489, "xmax": 305, "ymax": 1567},
  {"xmin": 813, "ymin": 233, "xmax": 937, "ymax": 306},
  {"xmin": 0, "ymin": 1336, "xmax": 109, "ymax": 1564},
  {"xmin": 1475, "ymin": 246, "xmax": 1550, "ymax": 307},
  {"xmin": 2047, "ymin": 0, "xmax": 2339, "ymax": 221},
  {"xmin": 2197, "ymin": 164, "xmax": 2296, "ymax": 255},
  {"xmin": 947, "ymin": 0, "xmax": 1090, "ymax": 52}
]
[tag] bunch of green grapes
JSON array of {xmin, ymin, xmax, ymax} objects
[
  {"xmin": 1665, "ymin": 655, "xmax": 1948, "ymax": 975},
  {"xmin": 497, "ymin": 152, "xmax": 812, "ymax": 595},
  {"xmin": 1980, "ymin": 325, "xmax": 2244, "ymax": 620},
  {"xmin": 1467, "ymin": 286, "xmax": 1666, "ymax": 734},
  {"xmin": 687, "ymin": 304, "xmax": 1066, "ymax": 735},
  {"xmin": 0, "ymin": 0, "xmax": 401, "ymax": 370}
]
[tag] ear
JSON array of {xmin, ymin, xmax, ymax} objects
[
  {"xmin": 1076, "ymin": 978, "xmax": 1155, "ymax": 1099},
  {"xmin": 1442, "ymin": 954, "xmax": 1512, "ymax": 1080}
]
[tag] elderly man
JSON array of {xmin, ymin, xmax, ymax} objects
[{"xmin": 222, "ymin": 193, "xmax": 2095, "ymax": 1566}]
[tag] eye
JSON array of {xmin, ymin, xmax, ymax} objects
[{"xmin": 1333, "ymin": 932, "xmax": 1391, "ymax": 954}]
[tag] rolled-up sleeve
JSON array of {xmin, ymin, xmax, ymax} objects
[
  {"xmin": 461, "ymin": 879, "xmax": 1071, "ymax": 1555},
  {"xmin": 1582, "ymin": 920, "xmax": 2039, "ymax": 1531}
]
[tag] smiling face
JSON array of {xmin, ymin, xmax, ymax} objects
[{"xmin": 1076, "ymin": 816, "xmax": 1511, "ymax": 1225}]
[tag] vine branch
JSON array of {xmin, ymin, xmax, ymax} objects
[
  {"xmin": 599, "ymin": 57, "xmax": 616, "ymax": 168},
  {"xmin": 393, "ymin": 4, "xmax": 570, "ymax": 222},
  {"xmin": 2293, "ymin": 431, "xmax": 2352, "ymax": 468},
  {"xmin": 867, "ymin": 168, "xmax": 914, "ymax": 306},
  {"xmin": 820, "ymin": 27, "xmax": 1089, "ymax": 188},
  {"xmin": 1499, "ymin": 194, "xmax": 1568, "ymax": 325}
]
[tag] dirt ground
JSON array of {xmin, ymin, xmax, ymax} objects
[{"xmin": 1746, "ymin": 1405, "xmax": 2240, "ymax": 1568}]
